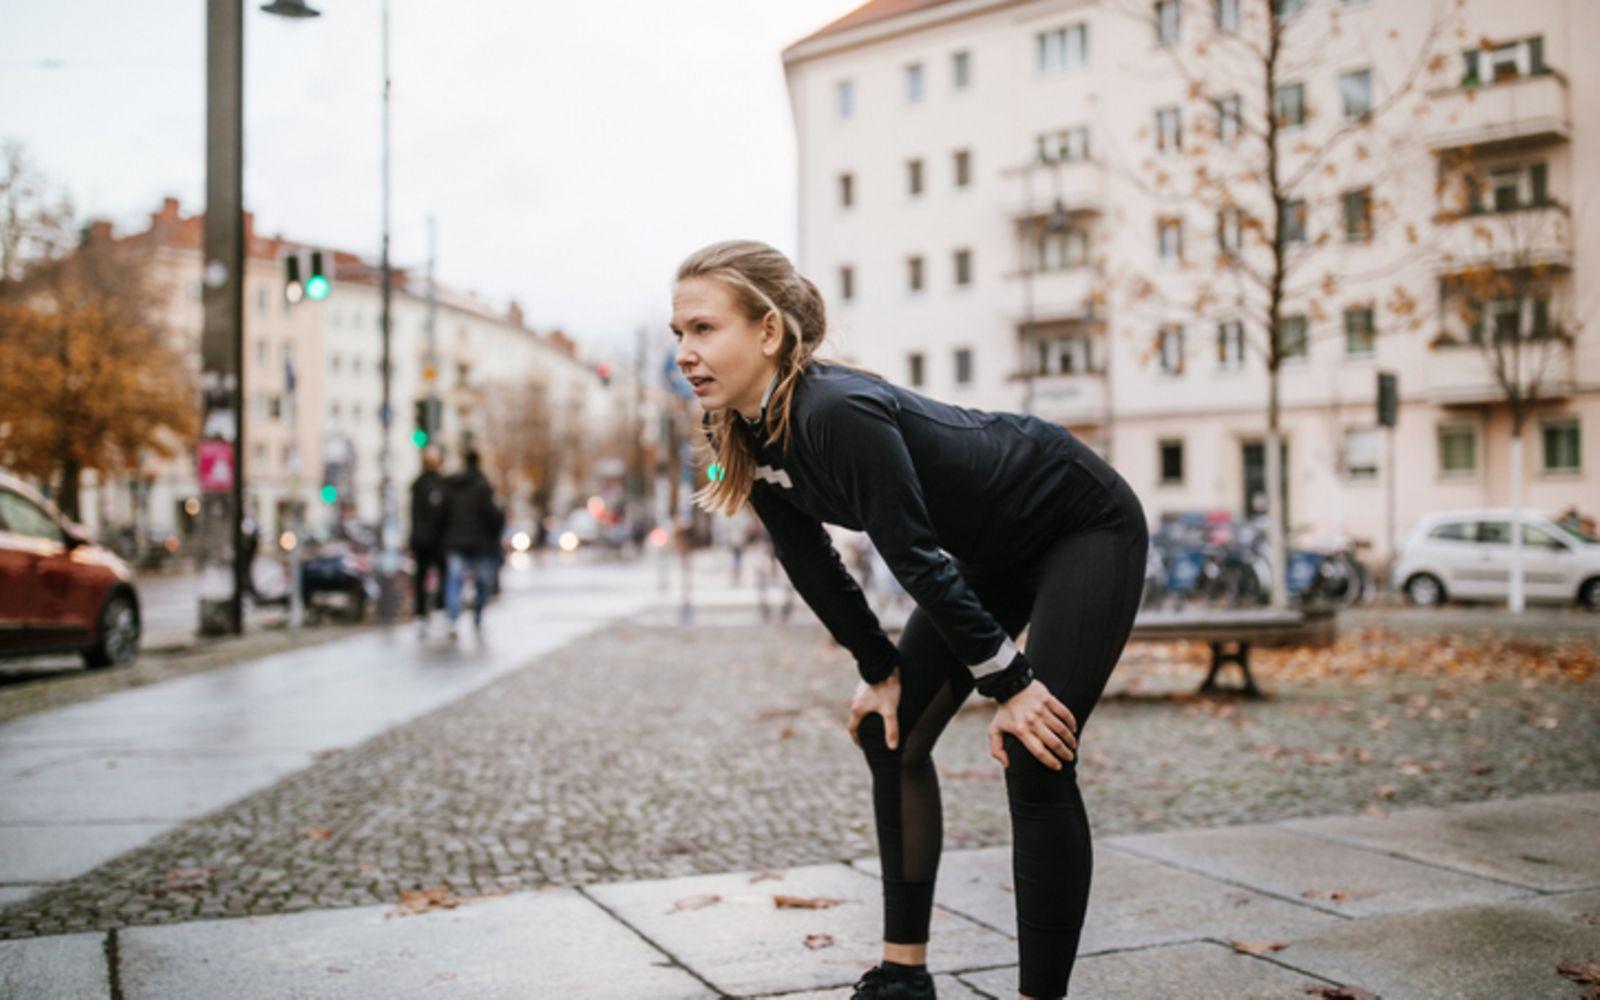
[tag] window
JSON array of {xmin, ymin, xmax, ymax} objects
[
  {"xmin": 330, "ymin": 353, "xmax": 342, "ymax": 373},
  {"xmin": 1038, "ymin": 335, "xmax": 1094, "ymax": 376},
  {"xmin": 1343, "ymin": 428, "xmax": 1379, "ymax": 479},
  {"xmin": 1274, "ymin": 82, "xmax": 1306, "ymax": 128},
  {"xmin": 1218, "ymin": 320, "xmax": 1245, "ymax": 369},
  {"xmin": 1038, "ymin": 24, "xmax": 1089, "ymax": 75},
  {"xmin": 953, "ymin": 348, "xmax": 974, "ymax": 385},
  {"xmin": 1038, "ymin": 126, "xmax": 1091, "ymax": 163},
  {"xmin": 1159, "ymin": 439, "xmax": 1185, "ymax": 484},
  {"xmin": 1542, "ymin": 418, "xmax": 1580, "ymax": 472},
  {"xmin": 1438, "ymin": 424, "xmax": 1478, "ymax": 476},
  {"xmin": 1155, "ymin": 107, "xmax": 1182, "ymax": 153},
  {"xmin": 907, "ymin": 256, "xmax": 924, "ymax": 292},
  {"xmin": 1340, "ymin": 69, "xmax": 1372, "ymax": 121},
  {"xmin": 838, "ymin": 172, "xmax": 854, "ymax": 208},
  {"xmin": 256, "ymin": 287, "xmax": 269, "ymax": 315},
  {"xmin": 1480, "ymin": 162, "xmax": 1548, "ymax": 213},
  {"xmin": 1217, "ymin": 207, "xmax": 1243, "ymax": 255},
  {"xmin": 1216, "ymin": 94, "xmax": 1242, "ymax": 142},
  {"xmin": 1158, "ymin": 325, "xmax": 1185, "ymax": 374},
  {"xmin": 905, "ymin": 62, "xmax": 925, "ymax": 103},
  {"xmin": 1156, "ymin": 0, "xmax": 1181, "ymax": 44},
  {"xmin": 1344, "ymin": 306, "xmax": 1375, "ymax": 356},
  {"xmin": 1216, "ymin": 0, "xmax": 1241, "ymax": 31},
  {"xmin": 837, "ymin": 79, "xmax": 856, "ymax": 119},
  {"xmin": 953, "ymin": 248, "xmax": 973, "ymax": 286},
  {"xmin": 1278, "ymin": 314, "xmax": 1308, "ymax": 359},
  {"xmin": 0, "ymin": 490, "xmax": 60, "ymax": 541},
  {"xmin": 1280, "ymin": 199, "xmax": 1307, "ymax": 243},
  {"xmin": 1477, "ymin": 520, "xmax": 1512, "ymax": 545},
  {"xmin": 952, "ymin": 50, "xmax": 971, "ymax": 89},
  {"xmin": 1157, "ymin": 217, "xmax": 1184, "ymax": 262},
  {"xmin": 839, "ymin": 265, "xmax": 855, "ymax": 302},
  {"xmin": 908, "ymin": 352, "xmax": 925, "ymax": 387},
  {"xmin": 1429, "ymin": 521, "xmax": 1472, "ymax": 541},
  {"xmin": 1521, "ymin": 524, "xmax": 1567, "ymax": 549},
  {"xmin": 1275, "ymin": 0, "xmax": 1305, "ymax": 20},
  {"xmin": 1463, "ymin": 36, "xmax": 1546, "ymax": 86},
  {"xmin": 256, "ymin": 339, "xmax": 269, "ymax": 366},
  {"xmin": 330, "ymin": 401, "xmax": 342, "ymax": 420},
  {"xmin": 1343, "ymin": 188, "xmax": 1372, "ymax": 241},
  {"xmin": 907, "ymin": 159, "xmax": 924, "ymax": 196},
  {"xmin": 953, "ymin": 149, "xmax": 972, "ymax": 187},
  {"xmin": 1038, "ymin": 228, "xmax": 1089, "ymax": 270}
]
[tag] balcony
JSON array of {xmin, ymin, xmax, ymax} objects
[
  {"xmin": 1423, "ymin": 340, "xmax": 1575, "ymax": 405},
  {"xmin": 1028, "ymin": 371, "xmax": 1109, "ymax": 426},
  {"xmin": 1426, "ymin": 73, "xmax": 1571, "ymax": 154},
  {"xmin": 1433, "ymin": 204, "xmax": 1572, "ymax": 275},
  {"xmin": 1009, "ymin": 267, "xmax": 1098, "ymax": 324},
  {"xmin": 1006, "ymin": 158, "xmax": 1107, "ymax": 220}
]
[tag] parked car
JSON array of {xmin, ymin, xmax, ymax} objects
[
  {"xmin": 0, "ymin": 471, "xmax": 142, "ymax": 667},
  {"xmin": 1393, "ymin": 508, "xmax": 1600, "ymax": 609}
]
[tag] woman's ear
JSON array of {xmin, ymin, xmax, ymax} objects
[{"xmin": 760, "ymin": 309, "xmax": 784, "ymax": 358}]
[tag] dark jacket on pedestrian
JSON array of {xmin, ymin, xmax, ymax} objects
[
  {"xmin": 441, "ymin": 467, "xmax": 505, "ymax": 557},
  {"xmin": 408, "ymin": 470, "xmax": 449, "ymax": 554}
]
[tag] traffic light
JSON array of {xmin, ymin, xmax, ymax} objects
[
  {"xmin": 596, "ymin": 361, "xmax": 612, "ymax": 386},
  {"xmin": 413, "ymin": 397, "xmax": 442, "ymax": 448},
  {"xmin": 320, "ymin": 484, "xmax": 338, "ymax": 504},
  {"xmin": 283, "ymin": 254, "xmax": 303, "ymax": 304},
  {"xmin": 305, "ymin": 250, "xmax": 330, "ymax": 302}
]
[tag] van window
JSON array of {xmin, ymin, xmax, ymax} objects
[
  {"xmin": 1476, "ymin": 521, "xmax": 1511, "ymax": 544},
  {"xmin": 1521, "ymin": 525, "xmax": 1566, "ymax": 550},
  {"xmin": 1428, "ymin": 522, "xmax": 1471, "ymax": 541}
]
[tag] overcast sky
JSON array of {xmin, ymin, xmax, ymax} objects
[{"xmin": 0, "ymin": 0, "xmax": 861, "ymax": 351}]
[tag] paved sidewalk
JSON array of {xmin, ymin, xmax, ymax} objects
[
  {"xmin": 0, "ymin": 561, "xmax": 662, "ymax": 906},
  {"xmin": 3, "ymin": 790, "xmax": 1595, "ymax": 998}
]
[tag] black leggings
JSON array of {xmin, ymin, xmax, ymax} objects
[{"xmin": 856, "ymin": 471, "xmax": 1148, "ymax": 999}]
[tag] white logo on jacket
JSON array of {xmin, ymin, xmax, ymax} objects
[{"xmin": 755, "ymin": 465, "xmax": 793, "ymax": 489}]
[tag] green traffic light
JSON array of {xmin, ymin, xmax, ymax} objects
[
  {"xmin": 305, "ymin": 274, "xmax": 330, "ymax": 301},
  {"xmin": 319, "ymin": 484, "xmax": 338, "ymax": 504},
  {"xmin": 411, "ymin": 429, "xmax": 429, "ymax": 448}
]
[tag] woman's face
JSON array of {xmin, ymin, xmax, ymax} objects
[{"xmin": 671, "ymin": 276, "xmax": 781, "ymax": 418}]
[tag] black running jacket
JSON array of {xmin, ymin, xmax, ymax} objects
[{"xmin": 717, "ymin": 362, "xmax": 1115, "ymax": 700}]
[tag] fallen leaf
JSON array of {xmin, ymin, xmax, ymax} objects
[
  {"xmin": 1230, "ymin": 939, "xmax": 1290, "ymax": 956},
  {"xmin": 774, "ymin": 895, "xmax": 848, "ymax": 910},
  {"xmin": 1558, "ymin": 959, "xmax": 1600, "ymax": 985},
  {"xmin": 1576, "ymin": 913, "xmax": 1600, "ymax": 926},
  {"xmin": 327, "ymin": 965, "xmax": 350, "ymax": 974},
  {"xmin": 1375, "ymin": 786, "xmax": 1396, "ymax": 800},
  {"xmin": 1303, "ymin": 986, "xmax": 1380, "ymax": 1000},
  {"xmin": 802, "ymin": 933, "xmax": 835, "ymax": 950},
  {"xmin": 1468, "ymin": 764, "xmax": 1494, "ymax": 776},
  {"xmin": 1302, "ymin": 889, "xmax": 1354, "ymax": 903},
  {"xmin": 301, "ymin": 826, "xmax": 333, "ymax": 841},
  {"xmin": 669, "ymin": 894, "xmax": 722, "ymax": 913},
  {"xmin": 749, "ymin": 870, "xmax": 784, "ymax": 884},
  {"xmin": 1361, "ymin": 803, "xmax": 1387, "ymax": 819}
]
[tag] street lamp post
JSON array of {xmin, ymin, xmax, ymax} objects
[
  {"xmin": 198, "ymin": 0, "xmax": 319, "ymax": 637},
  {"xmin": 375, "ymin": 0, "xmax": 402, "ymax": 622}
]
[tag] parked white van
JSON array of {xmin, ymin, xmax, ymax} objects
[{"xmin": 1394, "ymin": 509, "xmax": 1600, "ymax": 609}]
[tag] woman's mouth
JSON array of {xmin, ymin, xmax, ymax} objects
[{"xmin": 688, "ymin": 375, "xmax": 715, "ymax": 395}]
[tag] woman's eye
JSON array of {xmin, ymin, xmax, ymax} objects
[{"xmin": 696, "ymin": 324, "xmax": 711, "ymax": 334}]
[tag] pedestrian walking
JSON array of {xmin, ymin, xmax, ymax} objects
[
  {"xmin": 441, "ymin": 449, "xmax": 505, "ymax": 638},
  {"xmin": 408, "ymin": 446, "xmax": 449, "ymax": 635},
  {"xmin": 671, "ymin": 241, "xmax": 1149, "ymax": 1000}
]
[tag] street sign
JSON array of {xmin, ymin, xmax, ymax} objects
[{"xmin": 198, "ymin": 440, "xmax": 235, "ymax": 493}]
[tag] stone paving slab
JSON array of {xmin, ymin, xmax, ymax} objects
[
  {"xmin": 1107, "ymin": 824, "xmax": 1528, "ymax": 918},
  {"xmin": 118, "ymin": 887, "xmax": 705, "ymax": 1000},
  {"xmin": 585, "ymin": 862, "xmax": 1010, "ymax": 997},
  {"xmin": 855, "ymin": 844, "xmax": 1344, "ymax": 954},
  {"xmin": 961, "ymin": 941, "xmax": 1331, "ymax": 1000},
  {"xmin": 1276, "ymin": 889, "xmax": 1600, "ymax": 1000},
  {"xmin": 1525, "ymin": 789, "xmax": 1600, "ymax": 815},
  {"xmin": 0, "ymin": 822, "xmax": 176, "ymax": 883},
  {"xmin": 0, "ymin": 930, "xmax": 109, "ymax": 999},
  {"xmin": 1283, "ymin": 797, "xmax": 1600, "ymax": 892}
]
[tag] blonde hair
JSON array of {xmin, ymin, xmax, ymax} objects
[{"xmin": 677, "ymin": 240, "xmax": 827, "ymax": 515}]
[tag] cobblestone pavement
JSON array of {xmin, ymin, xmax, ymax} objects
[{"xmin": 1, "ymin": 621, "xmax": 1596, "ymax": 939}]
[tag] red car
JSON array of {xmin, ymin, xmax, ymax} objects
[{"xmin": 0, "ymin": 471, "xmax": 141, "ymax": 668}]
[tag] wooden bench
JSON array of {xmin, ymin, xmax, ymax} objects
[{"xmin": 1127, "ymin": 608, "xmax": 1338, "ymax": 698}]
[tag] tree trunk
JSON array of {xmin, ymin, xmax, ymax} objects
[
  {"xmin": 1508, "ymin": 427, "xmax": 1526, "ymax": 613},
  {"xmin": 56, "ymin": 457, "xmax": 81, "ymax": 522},
  {"xmin": 1266, "ymin": 375, "xmax": 1288, "ymax": 610}
]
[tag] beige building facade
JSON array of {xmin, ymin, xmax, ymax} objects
[{"xmin": 785, "ymin": 0, "xmax": 1598, "ymax": 563}]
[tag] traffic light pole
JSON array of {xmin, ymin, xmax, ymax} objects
[
  {"xmin": 198, "ymin": 0, "xmax": 247, "ymax": 637},
  {"xmin": 375, "ymin": 0, "xmax": 401, "ymax": 623}
]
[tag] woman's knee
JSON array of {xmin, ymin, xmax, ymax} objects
[{"xmin": 1001, "ymin": 733, "xmax": 1080, "ymax": 805}]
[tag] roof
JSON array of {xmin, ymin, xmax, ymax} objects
[{"xmin": 790, "ymin": 0, "xmax": 966, "ymax": 48}]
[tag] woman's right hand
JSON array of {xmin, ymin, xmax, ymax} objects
[{"xmin": 848, "ymin": 668, "xmax": 902, "ymax": 750}]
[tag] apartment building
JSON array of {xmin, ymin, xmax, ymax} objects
[
  {"xmin": 81, "ymin": 198, "xmax": 612, "ymax": 540},
  {"xmin": 785, "ymin": 0, "xmax": 1598, "ymax": 560}
]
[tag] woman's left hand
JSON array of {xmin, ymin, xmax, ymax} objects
[{"xmin": 987, "ymin": 681, "xmax": 1078, "ymax": 770}]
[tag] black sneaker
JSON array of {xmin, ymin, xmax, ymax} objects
[{"xmin": 850, "ymin": 964, "xmax": 936, "ymax": 999}]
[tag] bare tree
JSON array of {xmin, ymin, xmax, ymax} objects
[
  {"xmin": 0, "ymin": 139, "xmax": 74, "ymax": 286},
  {"xmin": 1106, "ymin": 0, "xmax": 1460, "ymax": 605}
]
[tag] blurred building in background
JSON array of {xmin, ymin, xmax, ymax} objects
[
  {"xmin": 786, "ymin": 0, "xmax": 1598, "ymax": 561},
  {"xmin": 77, "ymin": 197, "xmax": 648, "ymax": 545}
]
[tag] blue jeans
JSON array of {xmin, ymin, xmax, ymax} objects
[{"xmin": 444, "ymin": 552, "xmax": 498, "ymax": 624}]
